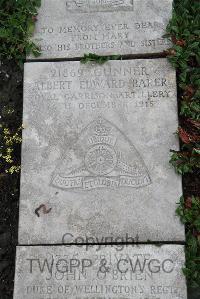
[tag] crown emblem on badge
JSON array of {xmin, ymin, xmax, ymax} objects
[{"xmin": 94, "ymin": 117, "xmax": 111, "ymax": 136}]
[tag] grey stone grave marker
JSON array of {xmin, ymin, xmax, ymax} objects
[
  {"xmin": 14, "ymin": 245, "xmax": 187, "ymax": 299},
  {"xmin": 19, "ymin": 58, "xmax": 184, "ymax": 244},
  {"xmin": 29, "ymin": 0, "xmax": 172, "ymax": 59}
]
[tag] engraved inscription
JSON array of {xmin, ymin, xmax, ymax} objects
[
  {"xmin": 14, "ymin": 246, "xmax": 187, "ymax": 299},
  {"xmin": 33, "ymin": 64, "xmax": 172, "ymax": 112},
  {"xmin": 66, "ymin": 0, "xmax": 134, "ymax": 12},
  {"xmin": 30, "ymin": 0, "xmax": 172, "ymax": 59},
  {"xmin": 19, "ymin": 59, "xmax": 183, "ymax": 245},
  {"xmin": 52, "ymin": 116, "xmax": 151, "ymax": 190}
]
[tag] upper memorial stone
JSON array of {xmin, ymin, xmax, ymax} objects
[
  {"xmin": 29, "ymin": 0, "xmax": 172, "ymax": 59},
  {"xmin": 19, "ymin": 58, "xmax": 184, "ymax": 244}
]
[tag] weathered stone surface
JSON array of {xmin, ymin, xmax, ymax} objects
[
  {"xmin": 14, "ymin": 245, "xmax": 187, "ymax": 299},
  {"xmin": 19, "ymin": 59, "xmax": 184, "ymax": 244},
  {"xmin": 30, "ymin": 0, "xmax": 172, "ymax": 59}
]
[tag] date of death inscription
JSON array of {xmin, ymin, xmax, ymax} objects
[{"xmin": 32, "ymin": 65, "xmax": 172, "ymax": 111}]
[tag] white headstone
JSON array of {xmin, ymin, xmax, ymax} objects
[
  {"xmin": 14, "ymin": 245, "xmax": 187, "ymax": 299},
  {"xmin": 19, "ymin": 59, "xmax": 184, "ymax": 244},
  {"xmin": 30, "ymin": 0, "xmax": 172, "ymax": 59}
]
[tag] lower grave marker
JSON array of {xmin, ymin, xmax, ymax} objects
[
  {"xmin": 29, "ymin": 0, "xmax": 172, "ymax": 59},
  {"xmin": 19, "ymin": 58, "xmax": 184, "ymax": 244},
  {"xmin": 14, "ymin": 245, "xmax": 187, "ymax": 299}
]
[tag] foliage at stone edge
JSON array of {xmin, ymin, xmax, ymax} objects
[
  {"xmin": 0, "ymin": 0, "xmax": 41, "ymax": 175},
  {"xmin": 0, "ymin": 61, "xmax": 23, "ymax": 298},
  {"xmin": 0, "ymin": 70, "xmax": 22, "ymax": 176},
  {"xmin": 165, "ymin": 0, "xmax": 200, "ymax": 176},
  {"xmin": 81, "ymin": 53, "xmax": 122, "ymax": 64},
  {"xmin": 165, "ymin": 0, "xmax": 200, "ymax": 288},
  {"xmin": 176, "ymin": 196, "xmax": 200, "ymax": 288},
  {"xmin": 0, "ymin": 0, "xmax": 41, "ymax": 64},
  {"xmin": 0, "ymin": 1, "xmax": 41, "ymax": 294}
]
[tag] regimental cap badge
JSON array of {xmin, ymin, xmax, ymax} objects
[{"xmin": 52, "ymin": 116, "xmax": 151, "ymax": 190}]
